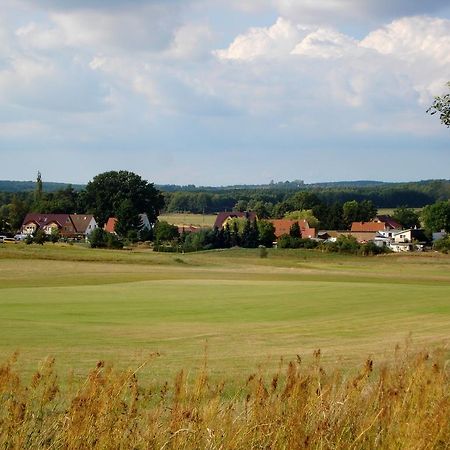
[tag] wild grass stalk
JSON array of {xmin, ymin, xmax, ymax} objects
[{"xmin": 0, "ymin": 346, "xmax": 448, "ymax": 449}]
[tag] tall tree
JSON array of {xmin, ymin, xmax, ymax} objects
[
  {"xmin": 392, "ymin": 207, "xmax": 420, "ymax": 229},
  {"xmin": 83, "ymin": 171, "xmax": 164, "ymax": 233},
  {"xmin": 422, "ymin": 201, "xmax": 450, "ymax": 232},
  {"xmin": 33, "ymin": 171, "xmax": 43, "ymax": 211}
]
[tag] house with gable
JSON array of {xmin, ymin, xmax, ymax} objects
[
  {"xmin": 70, "ymin": 214, "xmax": 98, "ymax": 238},
  {"xmin": 389, "ymin": 228, "xmax": 429, "ymax": 252},
  {"xmin": 269, "ymin": 219, "xmax": 316, "ymax": 239},
  {"xmin": 21, "ymin": 213, "xmax": 98, "ymax": 239},
  {"xmin": 214, "ymin": 211, "xmax": 258, "ymax": 229},
  {"xmin": 21, "ymin": 213, "xmax": 77, "ymax": 237},
  {"xmin": 104, "ymin": 213, "xmax": 152, "ymax": 235}
]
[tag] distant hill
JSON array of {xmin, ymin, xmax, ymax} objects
[
  {"xmin": 0, "ymin": 180, "xmax": 85, "ymax": 193},
  {"xmin": 156, "ymin": 180, "xmax": 390, "ymax": 192},
  {"xmin": 0, "ymin": 178, "xmax": 448, "ymax": 194}
]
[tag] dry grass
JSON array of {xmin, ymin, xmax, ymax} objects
[
  {"xmin": 158, "ymin": 213, "xmax": 216, "ymax": 227},
  {"xmin": 1, "ymin": 345, "xmax": 448, "ymax": 449}
]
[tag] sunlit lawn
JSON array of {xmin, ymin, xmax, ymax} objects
[{"xmin": 1, "ymin": 243, "xmax": 449, "ymax": 384}]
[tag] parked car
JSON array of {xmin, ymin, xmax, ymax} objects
[
  {"xmin": 0, "ymin": 235, "xmax": 7, "ymax": 243},
  {"xmin": 14, "ymin": 234, "xmax": 28, "ymax": 241}
]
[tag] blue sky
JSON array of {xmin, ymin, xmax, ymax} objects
[{"xmin": 0, "ymin": 0, "xmax": 449, "ymax": 185}]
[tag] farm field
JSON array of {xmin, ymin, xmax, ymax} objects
[
  {"xmin": 0, "ymin": 244, "xmax": 449, "ymax": 386},
  {"xmin": 158, "ymin": 213, "xmax": 216, "ymax": 227}
]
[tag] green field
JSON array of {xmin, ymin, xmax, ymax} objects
[
  {"xmin": 1, "ymin": 244, "xmax": 449, "ymax": 385},
  {"xmin": 158, "ymin": 213, "xmax": 216, "ymax": 227}
]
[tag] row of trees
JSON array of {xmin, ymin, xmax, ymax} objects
[
  {"xmin": 154, "ymin": 219, "xmax": 276, "ymax": 253},
  {"xmin": 162, "ymin": 180, "xmax": 450, "ymax": 216}
]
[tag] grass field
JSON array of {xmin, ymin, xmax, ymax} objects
[
  {"xmin": 158, "ymin": 213, "xmax": 216, "ymax": 227},
  {"xmin": 1, "ymin": 243, "xmax": 449, "ymax": 386}
]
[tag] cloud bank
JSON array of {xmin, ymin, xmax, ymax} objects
[{"xmin": 0, "ymin": 1, "xmax": 449, "ymax": 184}]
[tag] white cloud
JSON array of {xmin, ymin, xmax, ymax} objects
[
  {"xmin": 361, "ymin": 16, "xmax": 450, "ymax": 63},
  {"xmin": 215, "ymin": 18, "xmax": 308, "ymax": 60},
  {"xmin": 291, "ymin": 28, "xmax": 357, "ymax": 59}
]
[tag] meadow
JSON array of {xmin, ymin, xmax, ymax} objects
[
  {"xmin": 0, "ymin": 243, "xmax": 449, "ymax": 386},
  {"xmin": 1, "ymin": 244, "xmax": 449, "ymax": 448}
]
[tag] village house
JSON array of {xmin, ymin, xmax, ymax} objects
[
  {"xmin": 21, "ymin": 213, "xmax": 97, "ymax": 239},
  {"xmin": 104, "ymin": 213, "xmax": 152, "ymax": 234},
  {"xmin": 269, "ymin": 219, "xmax": 316, "ymax": 239},
  {"xmin": 213, "ymin": 211, "xmax": 258, "ymax": 229}
]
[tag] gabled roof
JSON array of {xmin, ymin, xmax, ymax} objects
[
  {"xmin": 104, "ymin": 217, "xmax": 118, "ymax": 233},
  {"xmin": 375, "ymin": 215, "xmax": 402, "ymax": 230},
  {"xmin": 70, "ymin": 214, "xmax": 96, "ymax": 233},
  {"xmin": 351, "ymin": 221, "xmax": 386, "ymax": 232},
  {"xmin": 269, "ymin": 219, "xmax": 311, "ymax": 238},
  {"xmin": 214, "ymin": 211, "xmax": 257, "ymax": 229},
  {"xmin": 22, "ymin": 213, "xmax": 74, "ymax": 230}
]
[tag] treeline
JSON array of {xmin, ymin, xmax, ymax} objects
[
  {"xmin": 0, "ymin": 180, "xmax": 84, "ymax": 193},
  {"xmin": 163, "ymin": 180, "xmax": 450, "ymax": 214},
  {"xmin": 1, "ymin": 174, "xmax": 450, "ymax": 237}
]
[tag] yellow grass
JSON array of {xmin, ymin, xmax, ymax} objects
[{"xmin": 0, "ymin": 346, "xmax": 448, "ymax": 449}]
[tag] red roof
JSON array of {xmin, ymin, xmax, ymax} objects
[
  {"xmin": 351, "ymin": 222, "xmax": 386, "ymax": 232},
  {"xmin": 104, "ymin": 217, "xmax": 118, "ymax": 233},
  {"xmin": 214, "ymin": 211, "xmax": 257, "ymax": 229},
  {"xmin": 269, "ymin": 219, "xmax": 312, "ymax": 238},
  {"xmin": 375, "ymin": 215, "xmax": 402, "ymax": 230}
]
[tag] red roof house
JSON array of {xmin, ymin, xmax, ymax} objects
[
  {"xmin": 269, "ymin": 219, "xmax": 316, "ymax": 239},
  {"xmin": 104, "ymin": 217, "xmax": 118, "ymax": 234}
]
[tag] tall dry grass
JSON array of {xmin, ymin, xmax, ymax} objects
[{"xmin": 0, "ymin": 346, "xmax": 449, "ymax": 449}]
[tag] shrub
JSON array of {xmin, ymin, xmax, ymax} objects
[
  {"xmin": 89, "ymin": 228, "xmax": 123, "ymax": 249},
  {"xmin": 89, "ymin": 228, "xmax": 108, "ymax": 248},
  {"xmin": 33, "ymin": 229, "xmax": 47, "ymax": 245},
  {"xmin": 433, "ymin": 236, "xmax": 450, "ymax": 253}
]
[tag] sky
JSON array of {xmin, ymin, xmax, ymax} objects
[{"xmin": 0, "ymin": 0, "xmax": 449, "ymax": 185}]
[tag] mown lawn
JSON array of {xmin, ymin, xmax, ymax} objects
[{"xmin": 1, "ymin": 244, "xmax": 449, "ymax": 384}]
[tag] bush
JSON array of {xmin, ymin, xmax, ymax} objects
[
  {"xmin": 89, "ymin": 228, "xmax": 108, "ymax": 248},
  {"xmin": 34, "ymin": 229, "xmax": 47, "ymax": 245},
  {"xmin": 154, "ymin": 221, "xmax": 179, "ymax": 244},
  {"xmin": 434, "ymin": 236, "xmax": 450, "ymax": 253},
  {"xmin": 277, "ymin": 235, "xmax": 319, "ymax": 249},
  {"xmin": 106, "ymin": 233, "xmax": 124, "ymax": 249},
  {"xmin": 89, "ymin": 228, "xmax": 123, "ymax": 249}
]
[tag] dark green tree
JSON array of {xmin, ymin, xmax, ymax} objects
[
  {"xmin": 33, "ymin": 171, "xmax": 43, "ymax": 210},
  {"xmin": 154, "ymin": 221, "xmax": 179, "ymax": 244},
  {"xmin": 9, "ymin": 195, "xmax": 29, "ymax": 231},
  {"xmin": 34, "ymin": 229, "xmax": 47, "ymax": 245},
  {"xmin": 257, "ymin": 220, "xmax": 276, "ymax": 247},
  {"xmin": 289, "ymin": 222, "xmax": 301, "ymax": 238},
  {"xmin": 392, "ymin": 207, "xmax": 420, "ymax": 229},
  {"xmin": 422, "ymin": 200, "xmax": 450, "ymax": 232},
  {"xmin": 230, "ymin": 221, "xmax": 240, "ymax": 247},
  {"xmin": 89, "ymin": 228, "xmax": 108, "ymax": 248},
  {"xmin": 83, "ymin": 171, "xmax": 164, "ymax": 232},
  {"xmin": 343, "ymin": 200, "xmax": 376, "ymax": 227}
]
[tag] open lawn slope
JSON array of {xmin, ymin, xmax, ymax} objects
[{"xmin": 0, "ymin": 244, "xmax": 449, "ymax": 385}]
